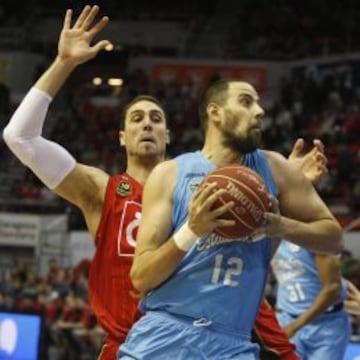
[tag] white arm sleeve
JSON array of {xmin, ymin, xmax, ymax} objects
[{"xmin": 3, "ymin": 87, "xmax": 76, "ymax": 189}]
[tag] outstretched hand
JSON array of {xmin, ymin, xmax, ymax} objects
[
  {"xmin": 288, "ymin": 138, "xmax": 328, "ymax": 184},
  {"xmin": 58, "ymin": 5, "xmax": 113, "ymax": 66}
]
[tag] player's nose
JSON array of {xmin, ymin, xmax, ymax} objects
[
  {"xmin": 254, "ymin": 103, "xmax": 265, "ymax": 120},
  {"xmin": 143, "ymin": 115, "xmax": 153, "ymax": 130}
]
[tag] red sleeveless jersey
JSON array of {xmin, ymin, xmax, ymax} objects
[{"xmin": 88, "ymin": 174, "xmax": 142, "ymax": 349}]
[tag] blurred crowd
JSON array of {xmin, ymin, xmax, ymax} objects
[
  {"xmin": 1, "ymin": 61, "xmax": 359, "ymax": 229},
  {"xmin": 0, "ymin": 257, "xmax": 103, "ymax": 359},
  {"xmin": 1, "ymin": 1, "xmax": 360, "ymax": 357},
  {"xmin": 2, "ymin": 248, "xmax": 360, "ymax": 359},
  {"xmin": 1, "ymin": 0, "xmax": 360, "ymax": 59}
]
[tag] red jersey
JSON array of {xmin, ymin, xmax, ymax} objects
[
  {"xmin": 88, "ymin": 174, "xmax": 142, "ymax": 358},
  {"xmin": 253, "ymin": 299, "xmax": 300, "ymax": 360}
]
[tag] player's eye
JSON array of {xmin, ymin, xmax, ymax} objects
[
  {"xmin": 131, "ymin": 115, "xmax": 142, "ymax": 122},
  {"xmin": 240, "ymin": 97, "xmax": 252, "ymax": 107},
  {"xmin": 152, "ymin": 115, "xmax": 161, "ymax": 122},
  {"xmin": 150, "ymin": 111, "xmax": 163, "ymax": 122}
]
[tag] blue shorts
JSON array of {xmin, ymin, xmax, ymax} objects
[
  {"xmin": 277, "ymin": 310, "xmax": 350, "ymax": 360},
  {"xmin": 118, "ymin": 311, "xmax": 259, "ymax": 360}
]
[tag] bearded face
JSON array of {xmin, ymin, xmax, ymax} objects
[{"xmin": 221, "ymin": 108, "xmax": 263, "ymax": 154}]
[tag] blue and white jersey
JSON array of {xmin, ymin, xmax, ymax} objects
[
  {"xmin": 272, "ymin": 240, "xmax": 347, "ymax": 316},
  {"xmin": 140, "ymin": 150, "xmax": 277, "ymax": 338}
]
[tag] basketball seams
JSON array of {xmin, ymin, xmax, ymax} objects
[
  {"xmin": 213, "ymin": 165, "xmax": 268, "ymax": 197},
  {"xmin": 215, "ymin": 165, "xmax": 265, "ymax": 184},
  {"xmin": 206, "ymin": 174, "xmax": 267, "ymax": 211}
]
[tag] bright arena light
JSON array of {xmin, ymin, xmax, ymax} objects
[
  {"xmin": 92, "ymin": 77, "xmax": 103, "ymax": 86},
  {"xmin": 107, "ymin": 78, "xmax": 123, "ymax": 87}
]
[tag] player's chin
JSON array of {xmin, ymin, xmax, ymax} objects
[
  {"xmin": 137, "ymin": 143, "xmax": 159, "ymax": 155},
  {"xmin": 138, "ymin": 141, "xmax": 157, "ymax": 150}
]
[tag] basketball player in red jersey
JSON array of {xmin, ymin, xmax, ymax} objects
[
  {"xmin": 3, "ymin": 5, "xmax": 326, "ymax": 359},
  {"xmin": 3, "ymin": 6, "xmax": 169, "ymax": 359},
  {"xmin": 87, "ymin": 94, "xmax": 168, "ymax": 358}
]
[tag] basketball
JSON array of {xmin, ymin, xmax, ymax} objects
[{"xmin": 203, "ymin": 165, "xmax": 270, "ymax": 239}]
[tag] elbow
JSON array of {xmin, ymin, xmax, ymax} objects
[
  {"xmin": 2, "ymin": 127, "xmax": 25, "ymax": 157},
  {"xmin": 2, "ymin": 128, "xmax": 34, "ymax": 168},
  {"xmin": 332, "ymin": 225, "xmax": 344, "ymax": 254},
  {"xmin": 325, "ymin": 222, "xmax": 344, "ymax": 255},
  {"xmin": 130, "ymin": 264, "xmax": 150, "ymax": 295},
  {"xmin": 3, "ymin": 126, "xmax": 13, "ymax": 147}
]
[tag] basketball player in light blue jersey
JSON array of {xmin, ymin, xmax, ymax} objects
[
  {"xmin": 272, "ymin": 242, "xmax": 350, "ymax": 360},
  {"xmin": 118, "ymin": 79, "xmax": 343, "ymax": 359}
]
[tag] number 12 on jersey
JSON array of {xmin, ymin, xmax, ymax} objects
[{"xmin": 211, "ymin": 254, "xmax": 244, "ymax": 287}]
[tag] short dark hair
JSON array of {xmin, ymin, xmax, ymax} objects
[
  {"xmin": 119, "ymin": 95, "xmax": 166, "ymax": 130},
  {"xmin": 198, "ymin": 78, "xmax": 236, "ymax": 131}
]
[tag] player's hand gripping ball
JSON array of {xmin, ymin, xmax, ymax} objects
[{"xmin": 203, "ymin": 165, "xmax": 270, "ymax": 239}]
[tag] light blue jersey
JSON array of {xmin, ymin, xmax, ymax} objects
[
  {"xmin": 272, "ymin": 241, "xmax": 350, "ymax": 360},
  {"xmin": 272, "ymin": 241, "xmax": 348, "ymax": 315},
  {"xmin": 119, "ymin": 150, "xmax": 277, "ymax": 359}
]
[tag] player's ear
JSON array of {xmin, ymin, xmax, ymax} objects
[
  {"xmin": 166, "ymin": 129, "xmax": 170, "ymax": 144},
  {"xmin": 208, "ymin": 102, "xmax": 220, "ymax": 123},
  {"xmin": 119, "ymin": 130, "xmax": 126, "ymax": 146}
]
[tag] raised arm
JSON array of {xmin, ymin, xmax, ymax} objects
[{"xmin": 2, "ymin": 6, "xmax": 113, "ymax": 237}]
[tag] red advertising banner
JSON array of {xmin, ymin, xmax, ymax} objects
[{"xmin": 152, "ymin": 63, "xmax": 267, "ymax": 92}]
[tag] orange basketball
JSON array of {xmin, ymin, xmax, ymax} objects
[{"xmin": 203, "ymin": 165, "xmax": 270, "ymax": 239}]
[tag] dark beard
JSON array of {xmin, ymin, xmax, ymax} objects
[
  {"xmin": 223, "ymin": 131, "xmax": 261, "ymax": 154},
  {"xmin": 222, "ymin": 112, "xmax": 262, "ymax": 154}
]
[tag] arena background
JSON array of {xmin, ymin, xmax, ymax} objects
[{"xmin": 0, "ymin": 0, "xmax": 360, "ymax": 358}]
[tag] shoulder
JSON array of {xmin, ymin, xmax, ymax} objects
[
  {"xmin": 146, "ymin": 159, "xmax": 178, "ymax": 189},
  {"xmin": 58, "ymin": 163, "xmax": 110, "ymax": 204},
  {"xmin": 262, "ymin": 149, "xmax": 300, "ymax": 177},
  {"xmin": 174, "ymin": 151, "xmax": 199, "ymax": 163},
  {"xmin": 151, "ymin": 159, "xmax": 178, "ymax": 176},
  {"xmin": 261, "ymin": 150, "xmax": 307, "ymax": 194},
  {"xmin": 80, "ymin": 164, "xmax": 110, "ymax": 198},
  {"xmin": 142, "ymin": 160, "xmax": 178, "ymax": 203},
  {"xmin": 76, "ymin": 163, "xmax": 110, "ymax": 192},
  {"xmin": 262, "ymin": 149, "xmax": 287, "ymax": 166}
]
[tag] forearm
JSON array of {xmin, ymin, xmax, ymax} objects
[
  {"xmin": 35, "ymin": 56, "xmax": 77, "ymax": 98},
  {"xmin": 3, "ymin": 87, "xmax": 76, "ymax": 189},
  {"xmin": 281, "ymin": 217, "xmax": 343, "ymax": 254},
  {"xmin": 291, "ymin": 287, "xmax": 341, "ymax": 331},
  {"xmin": 131, "ymin": 238, "xmax": 186, "ymax": 294}
]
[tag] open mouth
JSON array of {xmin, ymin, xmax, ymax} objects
[{"xmin": 140, "ymin": 137, "xmax": 156, "ymax": 144}]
